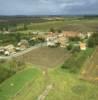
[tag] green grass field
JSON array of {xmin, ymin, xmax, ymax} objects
[
  {"xmin": 0, "ymin": 68, "xmax": 41, "ymax": 100},
  {"xmin": 0, "ymin": 66, "xmax": 98, "ymax": 100},
  {"xmin": 46, "ymin": 68, "xmax": 98, "ymax": 100}
]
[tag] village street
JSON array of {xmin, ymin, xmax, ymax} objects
[{"xmin": 0, "ymin": 43, "xmax": 46, "ymax": 60}]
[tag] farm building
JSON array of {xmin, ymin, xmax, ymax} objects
[{"xmin": 79, "ymin": 42, "xmax": 87, "ymax": 50}]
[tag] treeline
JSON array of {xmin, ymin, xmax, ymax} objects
[
  {"xmin": 88, "ymin": 32, "xmax": 98, "ymax": 48},
  {"xmin": 77, "ymin": 15, "xmax": 98, "ymax": 20},
  {"xmin": 0, "ymin": 33, "xmax": 22, "ymax": 46},
  {"xmin": 0, "ymin": 32, "xmax": 45, "ymax": 46},
  {"xmin": 0, "ymin": 16, "xmax": 48, "ymax": 25}
]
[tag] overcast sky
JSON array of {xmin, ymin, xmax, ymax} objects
[{"xmin": 0, "ymin": 0, "xmax": 98, "ymax": 15}]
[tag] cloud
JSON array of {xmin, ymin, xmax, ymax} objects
[{"xmin": 0, "ymin": 0, "xmax": 98, "ymax": 15}]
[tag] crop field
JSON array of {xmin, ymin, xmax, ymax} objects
[
  {"xmin": 81, "ymin": 47, "xmax": 98, "ymax": 82},
  {"xmin": 15, "ymin": 47, "xmax": 70, "ymax": 68},
  {"xmin": 1, "ymin": 16, "xmax": 98, "ymax": 33},
  {"xmin": 35, "ymin": 19, "xmax": 98, "ymax": 31},
  {"xmin": 19, "ymin": 19, "xmax": 98, "ymax": 32}
]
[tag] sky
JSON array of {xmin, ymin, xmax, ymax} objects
[{"xmin": 0, "ymin": 0, "xmax": 98, "ymax": 15}]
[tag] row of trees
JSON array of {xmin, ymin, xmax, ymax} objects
[
  {"xmin": 0, "ymin": 32, "xmax": 45, "ymax": 46},
  {"xmin": 50, "ymin": 28, "xmax": 62, "ymax": 33}
]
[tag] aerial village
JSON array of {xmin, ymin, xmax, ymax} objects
[{"xmin": 0, "ymin": 30, "xmax": 93, "ymax": 56}]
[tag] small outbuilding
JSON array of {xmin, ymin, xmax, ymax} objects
[{"xmin": 79, "ymin": 42, "xmax": 87, "ymax": 50}]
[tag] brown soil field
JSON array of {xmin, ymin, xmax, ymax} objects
[
  {"xmin": 81, "ymin": 47, "xmax": 98, "ymax": 82},
  {"xmin": 14, "ymin": 47, "xmax": 69, "ymax": 68}
]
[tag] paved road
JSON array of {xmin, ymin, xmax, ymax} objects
[{"xmin": 0, "ymin": 43, "xmax": 47, "ymax": 60}]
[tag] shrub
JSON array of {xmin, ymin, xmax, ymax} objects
[
  {"xmin": 66, "ymin": 44, "xmax": 73, "ymax": 51},
  {"xmin": 88, "ymin": 32, "xmax": 98, "ymax": 48}
]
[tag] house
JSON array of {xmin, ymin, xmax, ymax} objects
[
  {"xmin": 4, "ymin": 44, "xmax": 16, "ymax": 54},
  {"xmin": 87, "ymin": 32, "xmax": 93, "ymax": 38},
  {"xmin": 47, "ymin": 41, "xmax": 56, "ymax": 47},
  {"xmin": 17, "ymin": 39, "xmax": 29, "ymax": 50},
  {"xmin": 58, "ymin": 34, "xmax": 68, "ymax": 47},
  {"xmin": 46, "ymin": 36, "xmax": 58, "ymax": 47},
  {"xmin": 46, "ymin": 32, "xmax": 58, "ymax": 47},
  {"xmin": 4, "ymin": 51, "xmax": 10, "ymax": 56},
  {"xmin": 78, "ymin": 32, "xmax": 86, "ymax": 39},
  {"xmin": 79, "ymin": 42, "xmax": 87, "ymax": 50}
]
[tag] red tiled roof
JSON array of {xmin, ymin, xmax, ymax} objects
[{"xmin": 62, "ymin": 31, "xmax": 80, "ymax": 37}]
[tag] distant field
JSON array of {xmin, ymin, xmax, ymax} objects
[
  {"xmin": 1, "ymin": 16, "xmax": 98, "ymax": 32},
  {"xmin": 81, "ymin": 47, "xmax": 98, "ymax": 82},
  {"xmin": 18, "ymin": 19, "xmax": 98, "ymax": 32},
  {"xmin": 15, "ymin": 47, "xmax": 70, "ymax": 68}
]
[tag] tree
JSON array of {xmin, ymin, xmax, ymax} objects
[
  {"xmin": 88, "ymin": 37, "xmax": 95, "ymax": 48},
  {"xmin": 57, "ymin": 29, "xmax": 62, "ymax": 33},
  {"xmin": 50, "ymin": 28, "xmax": 55, "ymax": 33},
  {"xmin": 66, "ymin": 44, "xmax": 73, "ymax": 51},
  {"xmin": 69, "ymin": 36, "xmax": 81, "ymax": 42},
  {"xmin": 23, "ymin": 24, "xmax": 28, "ymax": 30},
  {"xmin": 87, "ymin": 32, "xmax": 98, "ymax": 48}
]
